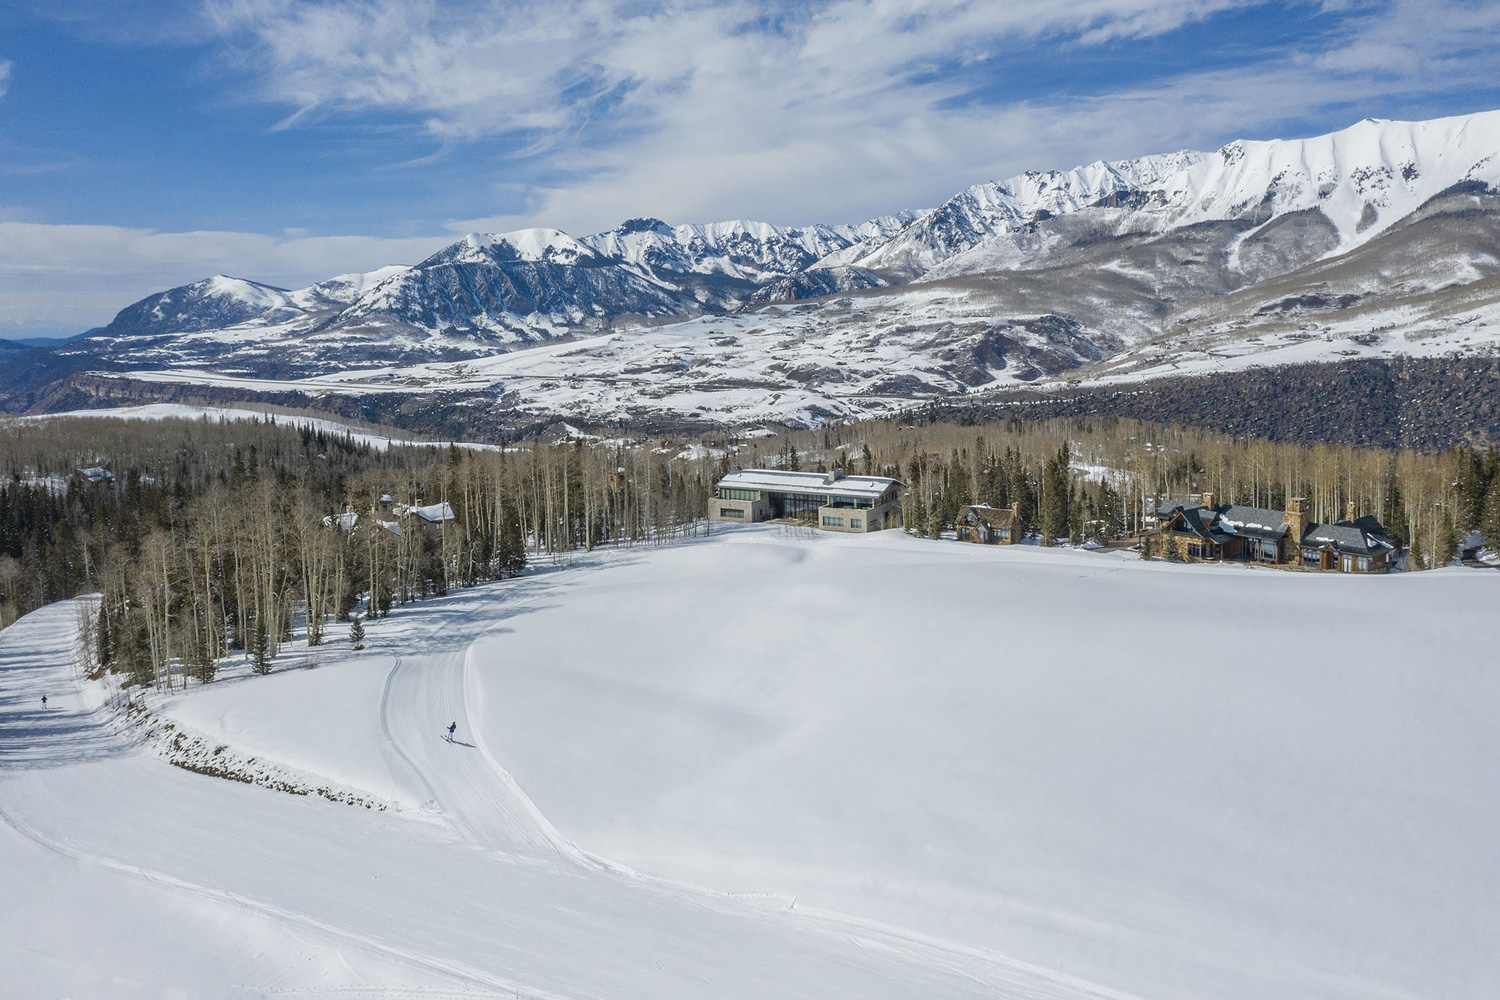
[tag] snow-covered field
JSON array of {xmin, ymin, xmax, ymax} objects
[
  {"xmin": 4, "ymin": 529, "xmax": 1499, "ymax": 998},
  {"xmin": 103, "ymin": 282, "xmax": 1500, "ymax": 428}
]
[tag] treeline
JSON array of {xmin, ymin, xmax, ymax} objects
[
  {"xmin": 740, "ymin": 412, "xmax": 1500, "ymax": 562},
  {"xmin": 0, "ymin": 414, "xmax": 718, "ymax": 687},
  {"xmin": 4, "ymin": 409, "xmax": 1499, "ymax": 688}
]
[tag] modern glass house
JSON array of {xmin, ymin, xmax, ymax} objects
[{"xmin": 710, "ymin": 469, "xmax": 901, "ymax": 533}]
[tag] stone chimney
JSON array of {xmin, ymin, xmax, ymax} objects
[
  {"xmin": 1010, "ymin": 502, "xmax": 1021, "ymax": 520},
  {"xmin": 1200, "ymin": 491, "xmax": 1215, "ymax": 509},
  {"xmin": 1284, "ymin": 497, "xmax": 1310, "ymax": 541},
  {"xmin": 1345, "ymin": 500, "xmax": 1357, "ymax": 523},
  {"xmin": 825, "ymin": 468, "xmax": 843, "ymax": 485}
]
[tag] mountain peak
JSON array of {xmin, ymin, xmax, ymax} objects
[{"xmin": 615, "ymin": 217, "xmax": 674, "ymax": 235}]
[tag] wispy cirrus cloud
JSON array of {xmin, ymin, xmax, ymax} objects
[
  {"xmin": 201, "ymin": 0, "xmax": 1253, "ymax": 141},
  {"xmin": 5, "ymin": 0, "xmax": 1500, "ymax": 336},
  {"xmin": 0, "ymin": 59, "xmax": 13, "ymax": 98},
  {"xmin": 195, "ymin": 0, "xmax": 1500, "ymax": 233}
]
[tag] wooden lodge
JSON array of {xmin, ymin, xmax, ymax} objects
[
  {"xmin": 956, "ymin": 504, "xmax": 1022, "ymax": 545},
  {"xmin": 1151, "ymin": 494, "xmax": 1399, "ymax": 573}
]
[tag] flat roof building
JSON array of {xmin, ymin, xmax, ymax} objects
[{"xmin": 711, "ymin": 468, "xmax": 900, "ymax": 533}]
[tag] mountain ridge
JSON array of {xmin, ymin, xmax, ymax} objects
[{"xmin": 22, "ymin": 109, "xmax": 1500, "ymax": 431}]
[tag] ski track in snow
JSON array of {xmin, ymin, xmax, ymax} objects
[
  {"xmin": 5, "ymin": 532, "xmax": 1499, "ymax": 998},
  {"xmin": 0, "ymin": 564, "xmax": 1140, "ymax": 1000}
]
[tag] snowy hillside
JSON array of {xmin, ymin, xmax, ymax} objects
[
  {"xmin": 4, "ymin": 529, "xmax": 1499, "ymax": 997},
  {"xmin": 28, "ymin": 110, "xmax": 1500, "ymax": 426},
  {"xmin": 867, "ymin": 113, "xmax": 1500, "ymax": 279}
]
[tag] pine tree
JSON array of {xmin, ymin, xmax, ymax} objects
[
  {"xmin": 1481, "ymin": 483, "xmax": 1500, "ymax": 552},
  {"xmin": 1434, "ymin": 511, "xmax": 1460, "ymax": 568},
  {"xmin": 907, "ymin": 491, "xmax": 928, "ymax": 536},
  {"xmin": 496, "ymin": 502, "xmax": 527, "ymax": 578},
  {"xmin": 1454, "ymin": 446, "xmax": 1489, "ymax": 530},
  {"xmin": 1038, "ymin": 445, "xmax": 1071, "ymax": 545},
  {"xmin": 1407, "ymin": 525, "xmax": 1426, "ymax": 571},
  {"xmin": 1381, "ymin": 472, "xmax": 1408, "ymax": 545},
  {"xmin": 350, "ymin": 613, "xmax": 366, "ymax": 651},
  {"xmin": 251, "ymin": 613, "xmax": 271, "ymax": 675}
]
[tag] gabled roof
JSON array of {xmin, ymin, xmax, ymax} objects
[
  {"xmin": 400, "ymin": 501, "xmax": 455, "ymax": 523},
  {"xmin": 323, "ymin": 511, "xmax": 360, "ymax": 532},
  {"xmin": 1160, "ymin": 505, "xmax": 1233, "ymax": 544},
  {"xmin": 959, "ymin": 504, "xmax": 1017, "ymax": 528},
  {"xmin": 1216, "ymin": 504, "xmax": 1289, "ymax": 541},
  {"xmin": 1300, "ymin": 521, "xmax": 1394, "ymax": 556},
  {"xmin": 1350, "ymin": 514, "xmax": 1396, "ymax": 542}
]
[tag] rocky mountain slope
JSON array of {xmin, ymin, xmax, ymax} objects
[{"xmin": 17, "ymin": 111, "xmax": 1500, "ymax": 433}]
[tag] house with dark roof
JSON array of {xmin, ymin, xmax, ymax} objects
[
  {"xmin": 956, "ymin": 504, "xmax": 1023, "ymax": 544},
  {"xmin": 1152, "ymin": 494, "xmax": 1399, "ymax": 572}
]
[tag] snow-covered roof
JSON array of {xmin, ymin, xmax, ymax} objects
[
  {"xmin": 1217, "ymin": 504, "xmax": 1289, "ymax": 540},
  {"xmin": 959, "ymin": 504, "xmax": 1018, "ymax": 528},
  {"xmin": 323, "ymin": 511, "xmax": 360, "ymax": 532},
  {"xmin": 716, "ymin": 468, "xmax": 898, "ymax": 500},
  {"xmin": 397, "ymin": 501, "xmax": 455, "ymax": 523},
  {"xmin": 1302, "ymin": 523, "xmax": 1393, "ymax": 555}
]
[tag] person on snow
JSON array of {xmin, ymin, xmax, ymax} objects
[
  {"xmin": 41, "ymin": 694, "xmax": 47, "ymax": 709},
  {"xmin": 446, "ymin": 721, "xmax": 457, "ymax": 742}
]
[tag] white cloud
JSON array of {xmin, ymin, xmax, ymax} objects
[
  {"xmin": 0, "ymin": 59, "xmax": 13, "ymax": 98},
  {"xmin": 0, "ymin": 221, "xmax": 448, "ymax": 337},
  {"xmin": 194, "ymin": 0, "xmax": 1500, "ymax": 235},
  {"xmin": 6, "ymin": 0, "xmax": 1498, "ymax": 337},
  {"xmin": 200, "ymin": 0, "xmax": 1266, "ymax": 225}
]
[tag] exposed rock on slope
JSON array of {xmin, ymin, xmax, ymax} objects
[{"xmin": 17, "ymin": 110, "xmax": 1500, "ymax": 435}]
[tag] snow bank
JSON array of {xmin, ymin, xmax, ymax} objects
[{"xmin": 159, "ymin": 653, "xmax": 426, "ymax": 807}]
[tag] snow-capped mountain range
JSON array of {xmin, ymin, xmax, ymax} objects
[{"xmin": 30, "ymin": 110, "xmax": 1500, "ymax": 425}]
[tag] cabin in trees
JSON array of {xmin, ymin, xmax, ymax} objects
[
  {"xmin": 323, "ymin": 505, "xmax": 405, "ymax": 537},
  {"xmin": 395, "ymin": 501, "xmax": 456, "ymax": 535},
  {"xmin": 324, "ymin": 499, "xmax": 452, "ymax": 537},
  {"xmin": 1152, "ymin": 494, "xmax": 1399, "ymax": 572},
  {"xmin": 955, "ymin": 504, "xmax": 1023, "ymax": 544},
  {"xmin": 710, "ymin": 468, "xmax": 900, "ymax": 532}
]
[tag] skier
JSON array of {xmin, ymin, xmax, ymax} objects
[
  {"xmin": 41, "ymin": 694, "xmax": 47, "ymax": 709},
  {"xmin": 446, "ymin": 721, "xmax": 457, "ymax": 743}
]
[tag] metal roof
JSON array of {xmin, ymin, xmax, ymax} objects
[{"xmin": 716, "ymin": 468, "xmax": 898, "ymax": 500}]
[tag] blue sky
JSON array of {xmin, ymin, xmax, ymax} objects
[{"xmin": 2, "ymin": 0, "xmax": 1499, "ymax": 337}]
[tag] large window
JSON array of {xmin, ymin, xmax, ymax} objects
[
  {"xmin": 850, "ymin": 518, "xmax": 862, "ymax": 529},
  {"xmin": 720, "ymin": 488, "xmax": 760, "ymax": 502},
  {"xmin": 718, "ymin": 507, "xmax": 744, "ymax": 518},
  {"xmin": 774, "ymin": 492, "xmax": 826, "ymax": 521},
  {"xmin": 822, "ymin": 515, "xmax": 845, "ymax": 527}
]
